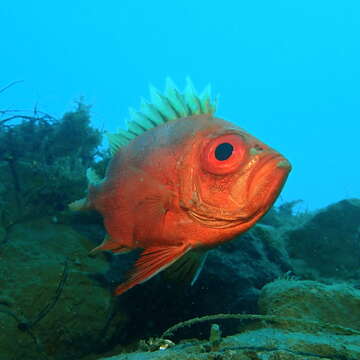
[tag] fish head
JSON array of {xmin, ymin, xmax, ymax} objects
[{"xmin": 179, "ymin": 116, "xmax": 291, "ymax": 231}]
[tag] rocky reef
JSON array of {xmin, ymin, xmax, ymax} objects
[
  {"xmin": 1, "ymin": 106, "xmax": 359, "ymax": 359},
  {"xmin": 1, "ymin": 196, "xmax": 359, "ymax": 359}
]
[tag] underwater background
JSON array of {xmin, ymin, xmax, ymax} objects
[
  {"xmin": 1, "ymin": 1, "xmax": 360, "ymax": 360},
  {"xmin": 1, "ymin": 0, "xmax": 360, "ymax": 210}
]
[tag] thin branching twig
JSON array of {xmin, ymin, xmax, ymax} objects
[
  {"xmin": 0, "ymin": 80, "xmax": 23, "ymax": 95},
  {"xmin": 18, "ymin": 258, "xmax": 69, "ymax": 331},
  {"xmin": 161, "ymin": 313, "xmax": 360, "ymax": 339}
]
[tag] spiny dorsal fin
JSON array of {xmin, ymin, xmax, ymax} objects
[{"xmin": 107, "ymin": 77, "xmax": 218, "ymax": 156}]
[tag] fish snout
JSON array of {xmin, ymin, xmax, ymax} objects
[{"xmin": 276, "ymin": 158, "xmax": 292, "ymax": 171}]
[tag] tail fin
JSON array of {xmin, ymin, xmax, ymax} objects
[{"xmin": 69, "ymin": 167, "xmax": 104, "ymax": 211}]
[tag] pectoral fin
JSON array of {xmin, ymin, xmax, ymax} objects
[
  {"xmin": 69, "ymin": 198, "xmax": 90, "ymax": 211},
  {"xmin": 114, "ymin": 244, "xmax": 191, "ymax": 295},
  {"xmin": 163, "ymin": 248, "xmax": 208, "ymax": 285}
]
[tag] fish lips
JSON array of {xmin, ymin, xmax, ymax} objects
[{"xmin": 246, "ymin": 153, "xmax": 292, "ymax": 209}]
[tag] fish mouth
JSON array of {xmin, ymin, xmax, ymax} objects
[
  {"xmin": 242, "ymin": 153, "xmax": 291, "ymax": 222},
  {"xmin": 187, "ymin": 209, "xmax": 253, "ymax": 229},
  {"xmin": 248, "ymin": 154, "xmax": 291, "ymax": 201}
]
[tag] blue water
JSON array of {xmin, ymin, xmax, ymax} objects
[{"xmin": 1, "ymin": 0, "xmax": 359, "ymax": 210}]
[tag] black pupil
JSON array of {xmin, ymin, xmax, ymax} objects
[{"xmin": 215, "ymin": 142, "xmax": 234, "ymax": 161}]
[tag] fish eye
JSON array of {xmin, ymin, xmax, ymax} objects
[
  {"xmin": 201, "ymin": 134, "xmax": 246, "ymax": 175},
  {"xmin": 215, "ymin": 142, "xmax": 234, "ymax": 161}
]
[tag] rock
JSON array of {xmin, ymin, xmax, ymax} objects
[
  {"xmin": 259, "ymin": 279, "xmax": 360, "ymax": 333},
  {"xmin": 0, "ymin": 218, "xmax": 125, "ymax": 360},
  {"xmin": 0, "ymin": 226, "xmax": 5, "ymax": 243},
  {"xmin": 97, "ymin": 328, "xmax": 360, "ymax": 360},
  {"xmin": 97, "ymin": 279, "xmax": 360, "ymax": 360},
  {"xmin": 285, "ymin": 199, "xmax": 360, "ymax": 281},
  {"xmin": 200, "ymin": 224, "xmax": 292, "ymax": 312}
]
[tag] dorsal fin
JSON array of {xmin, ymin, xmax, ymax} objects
[{"xmin": 107, "ymin": 77, "xmax": 218, "ymax": 156}]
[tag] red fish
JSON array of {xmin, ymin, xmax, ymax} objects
[{"xmin": 70, "ymin": 78, "xmax": 291, "ymax": 295}]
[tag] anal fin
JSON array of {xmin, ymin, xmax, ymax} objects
[{"xmin": 114, "ymin": 244, "xmax": 191, "ymax": 295}]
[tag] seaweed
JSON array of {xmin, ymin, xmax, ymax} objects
[{"xmin": 0, "ymin": 91, "xmax": 104, "ymax": 227}]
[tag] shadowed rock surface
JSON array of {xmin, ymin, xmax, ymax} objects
[
  {"xmin": 0, "ymin": 218, "xmax": 124, "ymax": 360},
  {"xmin": 285, "ymin": 199, "xmax": 360, "ymax": 281},
  {"xmin": 97, "ymin": 279, "xmax": 360, "ymax": 360}
]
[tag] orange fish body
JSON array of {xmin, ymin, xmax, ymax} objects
[{"xmin": 71, "ymin": 79, "xmax": 291, "ymax": 295}]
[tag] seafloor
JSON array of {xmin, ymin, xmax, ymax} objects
[{"xmin": 1, "ymin": 198, "xmax": 359, "ymax": 360}]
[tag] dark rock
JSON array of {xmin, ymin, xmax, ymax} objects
[
  {"xmin": 106, "ymin": 224, "xmax": 293, "ymax": 344},
  {"xmin": 0, "ymin": 218, "xmax": 125, "ymax": 360},
  {"xmin": 285, "ymin": 199, "xmax": 360, "ymax": 281},
  {"xmin": 97, "ymin": 279, "xmax": 360, "ymax": 360},
  {"xmin": 259, "ymin": 279, "xmax": 360, "ymax": 332}
]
